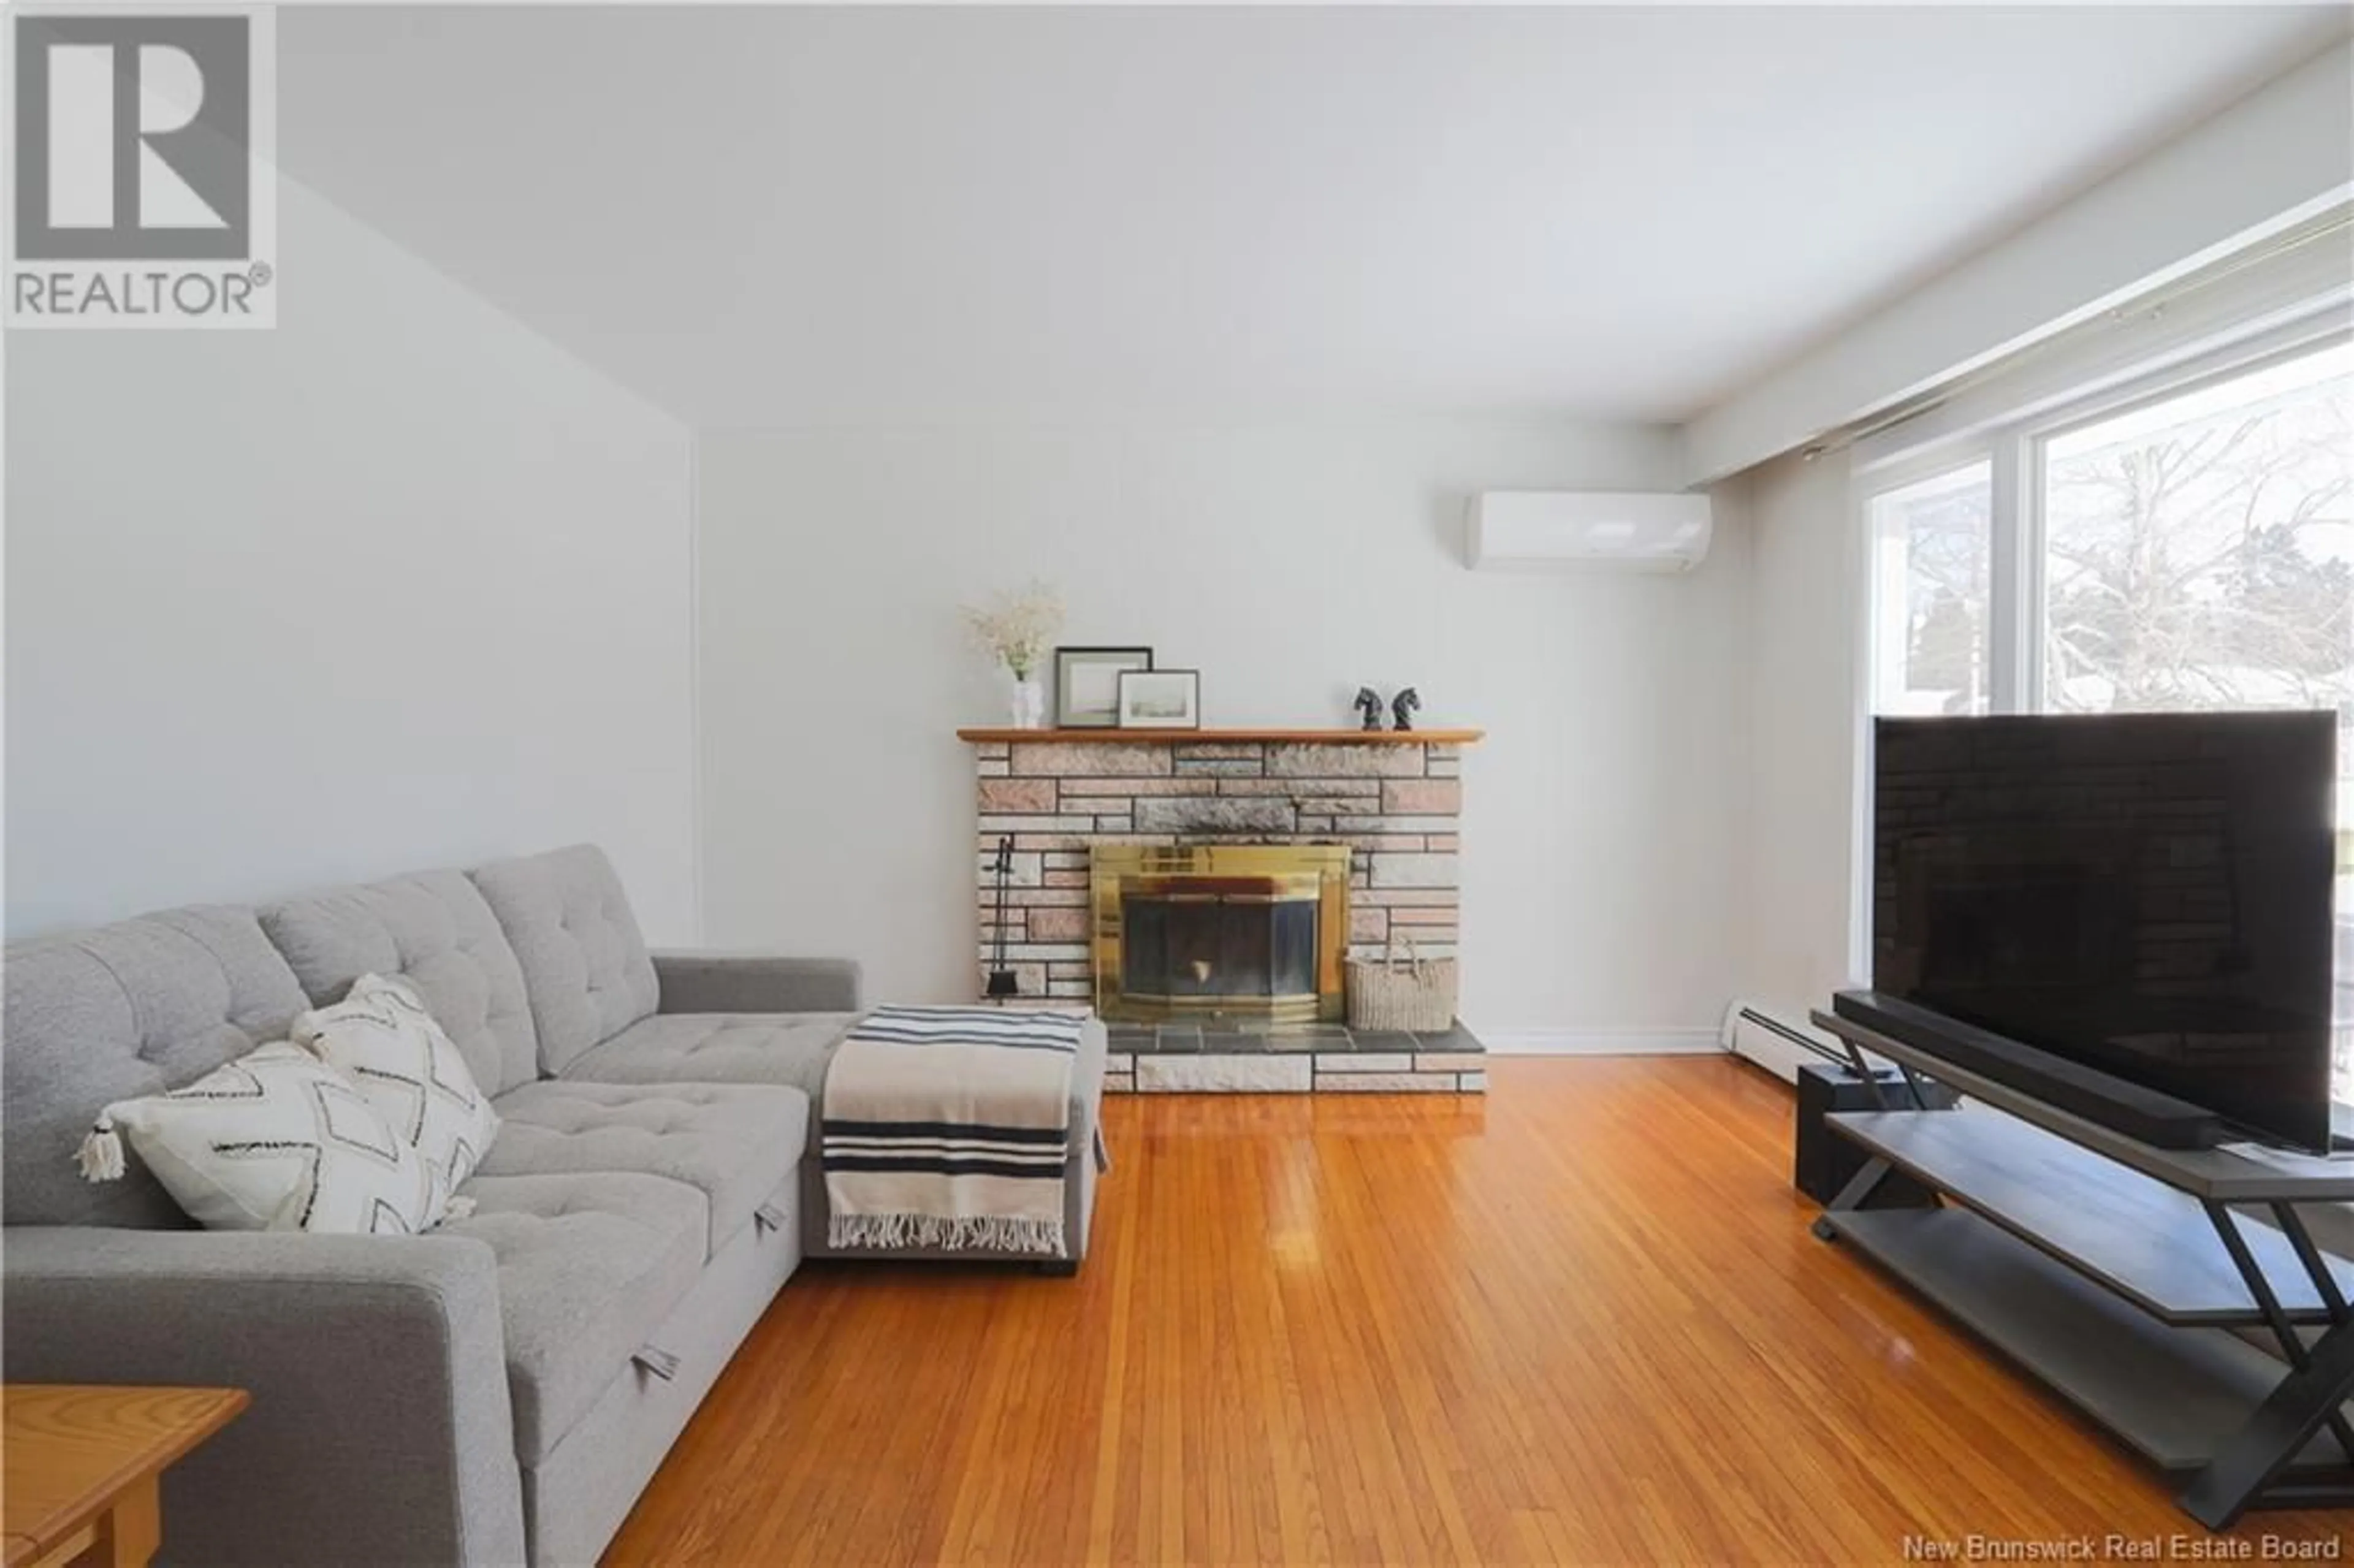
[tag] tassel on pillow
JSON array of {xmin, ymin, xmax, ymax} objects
[{"xmin": 75, "ymin": 1114, "xmax": 126, "ymax": 1182}]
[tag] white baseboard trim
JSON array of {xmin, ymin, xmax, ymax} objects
[{"xmin": 1476, "ymin": 1029, "xmax": 1726, "ymax": 1057}]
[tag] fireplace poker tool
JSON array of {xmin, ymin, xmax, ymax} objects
[{"xmin": 985, "ymin": 834, "xmax": 1020, "ymax": 999}]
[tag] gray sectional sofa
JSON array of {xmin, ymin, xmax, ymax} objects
[{"xmin": 1, "ymin": 845, "xmax": 1108, "ymax": 1566}]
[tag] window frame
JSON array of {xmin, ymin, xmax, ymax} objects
[{"xmin": 1861, "ymin": 455, "xmax": 2000, "ymax": 716}]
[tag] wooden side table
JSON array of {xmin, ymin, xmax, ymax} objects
[{"xmin": 2, "ymin": 1385, "xmax": 247, "ymax": 1568}]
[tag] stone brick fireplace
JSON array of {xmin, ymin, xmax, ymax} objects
[{"xmin": 961, "ymin": 728, "xmax": 1484, "ymax": 1092}]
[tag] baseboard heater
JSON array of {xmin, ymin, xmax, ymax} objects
[{"xmin": 1720, "ymin": 1001, "xmax": 1846, "ymax": 1084}]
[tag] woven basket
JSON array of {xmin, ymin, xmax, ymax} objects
[{"xmin": 1346, "ymin": 934, "xmax": 1458, "ymax": 1033}]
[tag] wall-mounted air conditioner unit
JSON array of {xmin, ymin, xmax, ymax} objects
[{"xmin": 1465, "ymin": 491, "xmax": 1713, "ymax": 573}]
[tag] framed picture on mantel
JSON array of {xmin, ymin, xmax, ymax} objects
[
  {"xmin": 1056, "ymin": 646, "xmax": 1154, "ymax": 728},
  {"xmin": 1116, "ymin": 668, "xmax": 1201, "ymax": 730}
]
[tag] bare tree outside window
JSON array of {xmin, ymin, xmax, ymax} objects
[{"xmin": 2043, "ymin": 343, "xmax": 2352, "ymax": 723}]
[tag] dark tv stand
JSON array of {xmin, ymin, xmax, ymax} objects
[{"xmin": 1811, "ymin": 1007, "xmax": 2354, "ymax": 1528}]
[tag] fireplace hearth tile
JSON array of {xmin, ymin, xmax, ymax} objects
[
  {"xmin": 1316, "ymin": 1072, "xmax": 1460, "ymax": 1093},
  {"xmin": 1090, "ymin": 1018, "xmax": 1487, "ymax": 1092},
  {"xmin": 1315, "ymin": 1053, "xmax": 1419, "ymax": 1074},
  {"xmin": 1137, "ymin": 1054, "xmax": 1312, "ymax": 1093},
  {"xmin": 1102, "ymin": 1020, "xmax": 1482, "ymax": 1057},
  {"xmin": 1411, "ymin": 1025, "xmax": 1486, "ymax": 1055}
]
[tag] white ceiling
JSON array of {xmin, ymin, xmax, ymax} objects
[{"xmin": 281, "ymin": 6, "xmax": 2350, "ymax": 429}]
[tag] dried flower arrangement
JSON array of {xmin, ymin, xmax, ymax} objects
[{"xmin": 961, "ymin": 580, "xmax": 1064, "ymax": 680}]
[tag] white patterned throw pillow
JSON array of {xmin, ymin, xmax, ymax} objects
[
  {"xmin": 292, "ymin": 973, "xmax": 500, "ymax": 1196},
  {"xmin": 75, "ymin": 1041, "xmax": 451, "ymax": 1233}
]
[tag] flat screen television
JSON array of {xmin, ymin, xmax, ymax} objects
[{"xmin": 1866, "ymin": 710, "xmax": 2341, "ymax": 1152}]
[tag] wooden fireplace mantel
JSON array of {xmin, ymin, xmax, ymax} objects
[{"xmin": 955, "ymin": 727, "xmax": 1484, "ymax": 745}]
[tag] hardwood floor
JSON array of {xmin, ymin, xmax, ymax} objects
[{"xmin": 606, "ymin": 1059, "xmax": 2352, "ymax": 1566}]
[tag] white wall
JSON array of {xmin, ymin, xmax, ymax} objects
[
  {"xmin": 1734, "ymin": 452, "xmax": 1868, "ymax": 1025},
  {"xmin": 5, "ymin": 178, "xmax": 699, "ymax": 939},
  {"xmin": 696, "ymin": 419, "xmax": 1750, "ymax": 1043}
]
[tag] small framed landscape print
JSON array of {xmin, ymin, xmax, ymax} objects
[
  {"xmin": 1116, "ymin": 668, "xmax": 1201, "ymax": 730},
  {"xmin": 1056, "ymin": 646, "xmax": 1153, "ymax": 728}
]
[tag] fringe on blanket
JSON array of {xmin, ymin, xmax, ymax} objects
[{"xmin": 829, "ymin": 1212, "xmax": 1065, "ymax": 1255}]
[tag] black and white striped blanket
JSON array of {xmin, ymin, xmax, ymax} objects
[{"xmin": 820, "ymin": 1006, "xmax": 1081, "ymax": 1255}]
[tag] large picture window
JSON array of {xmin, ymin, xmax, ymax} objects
[{"xmin": 1862, "ymin": 334, "xmax": 2353, "ymax": 1097}]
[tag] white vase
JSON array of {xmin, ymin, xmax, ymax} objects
[{"xmin": 1008, "ymin": 675, "xmax": 1048, "ymax": 730}]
